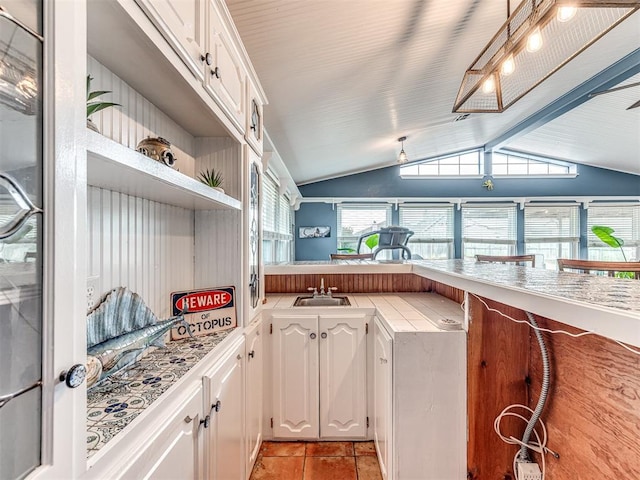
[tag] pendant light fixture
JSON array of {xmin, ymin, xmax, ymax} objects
[
  {"xmin": 397, "ymin": 136, "xmax": 408, "ymax": 164},
  {"xmin": 453, "ymin": 0, "xmax": 640, "ymax": 113}
]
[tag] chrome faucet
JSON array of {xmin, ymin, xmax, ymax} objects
[{"xmin": 307, "ymin": 278, "xmax": 337, "ymax": 297}]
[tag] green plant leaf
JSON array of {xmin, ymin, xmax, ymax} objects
[
  {"xmin": 87, "ymin": 102, "xmax": 120, "ymax": 117},
  {"xmin": 615, "ymin": 271, "xmax": 635, "ymax": 279},
  {"xmin": 337, "ymin": 247, "xmax": 356, "ymax": 253},
  {"xmin": 365, "ymin": 234, "xmax": 379, "ymax": 250},
  {"xmin": 591, "ymin": 225, "xmax": 624, "ymax": 248},
  {"xmin": 87, "ymin": 90, "xmax": 112, "ymax": 101}
]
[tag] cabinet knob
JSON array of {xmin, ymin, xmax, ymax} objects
[
  {"xmin": 59, "ymin": 364, "xmax": 86, "ymax": 388},
  {"xmin": 310, "ymin": 333, "xmax": 317, "ymax": 340},
  {"xmin": 211, "ymin": 67, "xmax": 220, "ymax": 78},
  {"xmin": 199, "ymin": 415, "xmax": 210, "ymax": 429},
  {"xmin": 200, "ymin": 52, "xmax": 213, "ymax": 65},
  {"xmin": 321, "ymin": 332, "xmax": 327, "ymax": 339},
  {"xmin": 248, "ymin": 350, "xmax": 255, "ymax": 358},
  {"xmin": 184, "ymin": 415, "xmax": 194, "ymax": 424},
  {"xmin": 379, "ymin": 357, "xmax": 388, "ymax": 364},
  {"xmin": 211, "ymin": 400, "xmax": 221, "ymax": 413},
  {"xmin": 237, "ymin": 354, "xmax": 242, "ymax": 360}
]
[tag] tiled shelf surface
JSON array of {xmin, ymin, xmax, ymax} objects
[{"xmin": 86, "ymin": 329, "xmax": 233, "ymax": 457}]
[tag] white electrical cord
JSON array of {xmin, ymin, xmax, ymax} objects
[
  {"xmin": 494, "ymin": 404, "xmax": 554, "ymax": 480},
  {"xmin": 463, "ymin": 294, "xmax": 640, "ymax": 356}
]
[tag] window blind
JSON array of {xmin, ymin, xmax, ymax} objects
[
  {"xmin": 262, "ymin": 173, "xmax": 277, "ymax": 233},
  {"xmin": 587, "ymin": 204, "xmax": 640, "ymax": 246},
  {"xmin": 399, "ymin": 205, "xmax": 454, "ymax": 241},
  {"xmin": 462, "ymin": 205, "xmax": 517, "ymax": 243},
  {"xmin": 337, "ymin": 204, "xmax": 391, "ymax": 237},
  {"xmin": 525, "ymin": 205, "xmax": 579, "ymax": 242},
  {"xmin": 277, "ymin": 194, "xmax": 291, "ymax": 236}
]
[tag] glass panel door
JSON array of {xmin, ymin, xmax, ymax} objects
[{"xmin": 0, "ymin": 5, "xmax": 43, "ymax": 479}]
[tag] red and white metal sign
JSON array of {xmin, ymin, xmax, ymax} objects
[{"xmin": 170, "ymin": 286, "xmax": 236, "ymax": 340}]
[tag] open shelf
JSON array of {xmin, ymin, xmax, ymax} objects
[{"xmin": 87, "ymin": 130, "xmax": 242, "ymax": 211}]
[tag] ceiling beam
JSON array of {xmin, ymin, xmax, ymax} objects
[{"xmin": 485, "ymin": 48, "xmax": 640, "ymax": 152}]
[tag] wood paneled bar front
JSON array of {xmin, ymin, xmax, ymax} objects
[{"xmin": 265, "ymin": 260, "xmax": 640, "ymax": 479}]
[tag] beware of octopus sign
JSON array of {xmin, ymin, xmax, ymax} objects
[{"xmin": 170, "ymin": 286, "xmax": 237, "ymax": 340}]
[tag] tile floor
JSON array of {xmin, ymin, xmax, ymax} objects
[{"xmin": 249, "ymin": 441, "xmax": 382, "ymax": 480}]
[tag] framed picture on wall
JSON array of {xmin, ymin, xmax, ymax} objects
[{"xmin": 299, "ymin": 226, "xmax": 331, "ymax": 238}]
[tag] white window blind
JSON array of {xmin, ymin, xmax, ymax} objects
[
  {"xmin": 262, "ymin": 172, "xmax": 293, "ymax": 263},
  {"xmin": 399, "ymin": 205, "xmax": 454, "ymax": 259},
  {"xmin": 462, "ymin": 204, "xmax": 517, "ymax": 258},
  {"xmin": 524, "ymin": 205, "xmax": 579, "ymax": 269},
  {"xmin": 337, "ymin": 204, "xmax": 392, "ymax": 253},
  {"xmin": 262, "ymin": 174, "xmax": 277, "ymax": 233},
  {"xmin": 587, "ymin": 204, "xmax": 640, "ymax": 261}
]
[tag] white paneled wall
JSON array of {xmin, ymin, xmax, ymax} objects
[
  {"xmin": 195, "ymin": 137, "xmax": 242, "ymax": 200},
  {"xmin": 87, "ymin": 186, "xmax": 195, "ymax": 318},
  {"xmin": 195, "ymin": 210, "xmax": 243, "ymax": 319},
  {"xmin": 87, "ymin": 56, "xmax": 196, "ymax": 178}
]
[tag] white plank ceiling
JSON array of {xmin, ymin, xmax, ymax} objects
[{"xmin": 226, "ymin": 1, "xmax": 640, "ymax": 183}]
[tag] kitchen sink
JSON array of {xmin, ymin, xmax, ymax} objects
[{"xmin": 293, "ymin": 296, "xmax": 351, "ymax": 307}]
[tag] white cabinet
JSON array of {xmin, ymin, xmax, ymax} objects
[
  {"xmin": 244, "ymin": 317, "xmax": 263, "ymax": 478},
  {"xmin": 136, "ymin": 0, "xmax": 207, "ymax": 81},
  {"xmin": 271, "ymin": 314, "xmax": 319, "ymax": 439},
  {"xmin": 374, "ymin": 317, "xmax": 393, "ymax": 480},
  {"xmin": 203, "ymin": 338, "xmax": 245, "ymax": 480},
  {"xmin": 271, "ymin": 313, "xmax": 368, "ymax": 440},
  {"xmin": 319, "ymin": 315, "xmax": 367, "ymax": 438},
  {"xmin": 206, "ymin": 0, "xmax": 246, "ymax": 132},
  {"xmin": 119, "ymin": 385, "xmax": 204, "ymax": 480},
  {"xmin": 245, "ymin": 80, "xmax": 264, "ymax": 156},
  {"xmin": 373, "ymin": 309, "xmax": 466, "ymax": 480}
]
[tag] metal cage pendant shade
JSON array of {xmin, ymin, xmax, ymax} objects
[{"xmin": 453, "ymin": 0, "xmax": 640, "ymax": 113}]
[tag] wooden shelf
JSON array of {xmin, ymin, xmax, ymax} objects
[{"xmin": 87, "ymin": 130, "xmax": 242, "ymax": 211}]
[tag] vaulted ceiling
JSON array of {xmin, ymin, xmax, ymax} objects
[{"xmin": 226, "ymin": 0, "xmax": 640, "ymax": 184}]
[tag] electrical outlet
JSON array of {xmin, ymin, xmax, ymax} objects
[
  {"xmin": 87, "ymin": 276, "xmax": 100, "ymax": 311},
  {"xmin": 517, "ymin": 461, "xmax": 542, "ymax": 480}
]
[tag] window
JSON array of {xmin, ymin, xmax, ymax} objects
[
  {"xmin": 262, "ymin": 172, "xmax": 293, "ymax": 264},
  {"xmin": 399, "ymin": 205, "xmax": 454, "ymax": 259},
  {"xmin": 462, "ymin": 204, "xmax": 517, "ymax": 258},
  {"xmin": 492, "ymin": 151, "xmax": 577, "ymax": 176},
  {"xmin": 400, "ymin": 150, "xmax": 483, "ymax": 177},
  {"xmin": 525, "ymin": 205, "xmax": 579, "ymax": 269},
  {"xmin": 337, "ymin": 204, "xmax": 392, "ymax": 256},
  {"xmin": 587, "ymin": 204, "xmax": 640, "ymax": 262}
]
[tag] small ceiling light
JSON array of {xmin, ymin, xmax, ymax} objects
[
  {"xmin": 397, "ymin": 136, "xmax": 408, "ymax": 164},
  {"xmin": 453, "ymin": 0, "xmax": 640, "ymax": 113},
  {"xmin": 500, "ymin": 54, "xmax": 516, "ymax": 76},
  {"xmin": 526, "ymin": 27, "xmax": 543, "ymax": 53},
  {"xmin": 482, "ymin": 75, "xmax": 496, "ymax": 94},
  {"xmin": 557, "ymin": 5, "xmax": 577, "ymax": 22}
]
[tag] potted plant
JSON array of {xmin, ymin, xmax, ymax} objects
[
  {"xmin": 591, "ymin": 225, "xmax": 634, "ymax": 278},
  {"xmin": 86, "ymin": 75, "xmax": 120, "ymax": 133},
  {"xmin": 198, "ymin": 168, "xmax": 224, "ymax": 193}
]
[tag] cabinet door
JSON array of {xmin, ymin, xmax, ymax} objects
[
  {"xmin": 245, "ymin": 81, "xmax": 263, "ymax": 156},
  {"xmin": 137, "ymin": 0, "xmax": 206, "ymax": 80},
  {"xmin": 271, "ymin": 315, "xmax": 319, "ymax": 439},
  {"xmin": 245, "ymin": 320, "xmax": 263, "ymax": 476},
  {"xmin": 207, "ymin": 343, "xmax": 245, "ymax": 480},
  {"xmin": 319, "ymin": 314, "xmax": 367, "ymax": 438},
  {"xmin": 126, "ymin": 385, "xmax": 204, "ymax": 480},
  {"xmin": 206, "ymin": 0, "xmax": 246, "ymax": 131},
  {"xmin": 374, "ymin": 318, "xmax": 393, "ymax": 480}
]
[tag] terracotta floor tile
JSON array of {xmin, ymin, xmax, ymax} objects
[
  {"xmin": 250, "ymin": 456, "xmax": 304, "ymax": 480},
  {"xmin": 260, "ymin": 441, "xmax": 306, "ymax": 457},
  {"xmin": 354, "ymin": 441, "xmax": 377, "ymax": 456},
  {"xmin": 303, "ymin": 456, "xmax": 357, "ymax": 480},
  {"xmin": 305, "ymin": 441, "xmax": 354, "ymax": 457},
  {"xmin": 356, "ymin": 455, "xmax": 383, "ymax": 480}
]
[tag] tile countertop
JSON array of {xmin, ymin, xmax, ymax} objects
[
  {"xmin": 265, "ymin": 293, "xmax": 465, "ymax": 334},
  {"xmin": 265, "ymin": 260, "xmax": 640, "ymax": 348}
]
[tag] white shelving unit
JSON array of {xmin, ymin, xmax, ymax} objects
[{"xmin": 87, "ymin": 130, "xmax": 242, "ymax": 211}]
